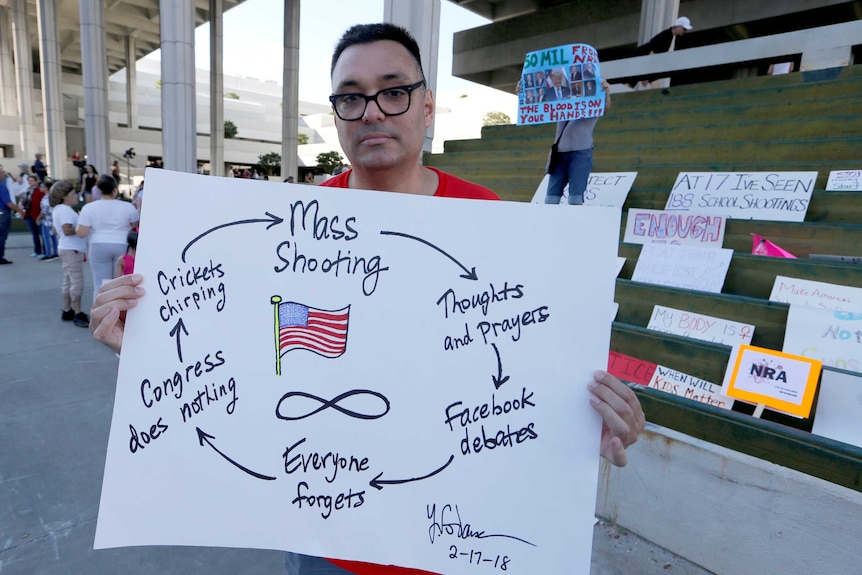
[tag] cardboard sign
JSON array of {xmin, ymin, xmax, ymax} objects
[
  {"xmin": 94, "ymin": 169, "xmax": 621, "ymax": 575},
  {"xmin": 631, "ymin": 244, "xmax": 733, "ymax": 293},
  {"xmin": 769, "ymin": 276, "xmax": 862, "ymax": 311},
  {"xmin": 518, "ymin": 44, "xmax": 605, "ymax": 126},
  {"xmin": 647, "ymin": 305, "xmax": 755, "ymax": 345},
  {"xmin": 648, "ymin": 365, "xmax": 733, "ymax": 409},
  {"xmin": 811, "ymin": 368, "xmax": 862, "ymax": 448},
  {"xmin": 782, "ymin": 307, "xmax": 862, "ymax": 374},
  {"xmin": 665, "ymin": 172, "xmax": 816, "ymax": 222},
  {"xmin": 721, "ymin": 345, "xmax": 822, "ymax": 418},
  {"xmin": 623, "ymin": 209, "xmax": 725, "ymax": 247},
  {"xmin": 826, "ymin": 170, "xmax": 862, "ymax": 191},
  {"xmin": 531, "ymin": 172, "xmax": 637, "ymax": 207},
  {"xmin": 607, "ymin": 351, "xmax": 656, "ymax": 386}
]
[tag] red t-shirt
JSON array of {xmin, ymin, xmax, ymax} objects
[
  {"xmin": 316, "ymin": 166, "xmax": 496, "ymax": 575},
  {"xmin": 319, "ymin": 167, "xmax": 500, "ymax": 201}
]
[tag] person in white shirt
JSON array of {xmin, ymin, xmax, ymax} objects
[
  {"xmin": 76, "ymin": 175, "xmax": 139, "ymax": 302},
  {"xmin": 49, "ymin": 180, "xmax": 91, "ymax": 327}
]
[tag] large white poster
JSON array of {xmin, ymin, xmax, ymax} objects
[{"xmin": 94, "ymin": 170, "xmax": 621, "ymax": 575}]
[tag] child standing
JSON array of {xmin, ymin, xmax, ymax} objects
[{"xmin": 115, "ymin": 230, "xmax": 137, "ymax": 278}]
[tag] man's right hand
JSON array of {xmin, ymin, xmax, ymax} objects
[{"xmin": 90, "ymin": 274, "xmax": 145, "ymax": 353}]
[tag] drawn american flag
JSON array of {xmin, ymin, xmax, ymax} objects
[{"xmin": 277, "ymin": 301, "xmax": 350, "ymax": 358}]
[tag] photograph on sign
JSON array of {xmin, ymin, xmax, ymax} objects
[
  {"xmin": 664, "ymin": 172, "xmax": 816, "ymax": 222},
  {"xmin": 782, "ymin": 307, "xmax": 862, "ymax": 374},
  {"xmin": 646, "ymin": 305, "xmax": 754, "ymax": 345},
  {"xmin": 769, "ymin": 276, "xmax": 862, "ymax": 310},
  {"xmin": 518, "ymin": 44, "xmax": 606, "ymax": 126},
  {"xmin": 623, "ymin": 209, "xmax": 725, "ymax": 247},
  {"xmin": 811, "ymin": 368, "xmax": 862, "ymax": 448},
  {"xmin": 721, "ymin": 345, "xmax": 822, "ymax": 418},
  {"xmin": 647, "ymin": 365, "xmax": 733, "ymax": 409},
  {"xmin": 825, "ymin": 170, "xmax": 862, "ymax": 191},
  {"xmin": 532, "ymin": 172, "xmax": 637, "ymax": 207},
  {"xmin": 631, "ymin": 244, "xmax": 733, "ymax": 293},
  {"xmin": 93, "ymin": 169, "xmax": 621, "ymax": 575}
]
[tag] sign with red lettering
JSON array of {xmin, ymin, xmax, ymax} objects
[
  {"xmin": 623, "ymin": 209, "xmax": 726, "ymax": 247},
  {"xmin": 826, "ymin": 170, "xmax": 862, "ymax": 191},
  {"xmin": 647, "ymin": 365, "xmax": 733, "ymax": 410},
  {"xmin": 518, "ymin": 44, "xmax": 605, "ymax": 126}
]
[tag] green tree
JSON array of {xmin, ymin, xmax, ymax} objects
[
  {"xmin": 224, "ymin": 119, "xmax": 238, "ymax": 139},
  {"xmin": 316, "ymin": 151, "xmax": 344, "ymax": 174},
  {"xmin": 483, "ymin": 111, "xmax": 511, "ymax": 126},
  {"xmin": 257, "ymin": 152, "xmax": 281, "ymax": 176},
  {"xmin": 297, "ymin": 133, "xmax": 309, "ymax": 145},
  {"xmin": 225, "ymin": 92, "xmax": 240, "ymax": 100}
]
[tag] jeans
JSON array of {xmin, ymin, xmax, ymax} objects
[
  {"xmin": 24, "ymin": 216, "xmax": 43, "ymax": 255},
  {"xmin": 0, "ymin": 210, "xmax": 11, "ymax": 259},
  {"xmin": 41, "ymin": 222, "xmax": 58, "ymax": 257},
  {"xmin": 545, "ymin": 147, "xmax": 593, "ymax": 205}
]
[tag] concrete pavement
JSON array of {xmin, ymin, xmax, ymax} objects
[{"xmin": 0, "ymin": 231, "xmax": 712, "ymax": 575}]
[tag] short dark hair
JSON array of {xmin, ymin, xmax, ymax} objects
[
  {"xmin": 96, "ymin": 174, "xmax": 118, "ymax": 196},
  {"xmin": 331, "ymin": 23, "xmax": 425, "ymax": 82}
]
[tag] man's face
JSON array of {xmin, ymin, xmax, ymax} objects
[
  {"xmin": 28, "ymin": 176, "xmax": 37, "ymax": 188},
  {"xmin": 672, "ymin": 26, "xmax": 686, "ymax": 36},
  {"xmin": 551, "ymin": 73, "xmax": 563, "ymax": 88},
  {"xmin": 330, "ymin": 40, "xmax": 432, "ymax": 174}
]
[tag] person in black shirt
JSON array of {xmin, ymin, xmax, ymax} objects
[{"xmin": 627, "ymin": 16, "xmax": 692, "ymax": 88}]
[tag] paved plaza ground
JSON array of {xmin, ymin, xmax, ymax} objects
[{"xmin": 1, "ymin": 231, "xmax": 712, "ymax": 574}]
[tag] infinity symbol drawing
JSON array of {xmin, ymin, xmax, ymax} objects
[{"xmin": 275, "ymin": 389, "xmax": 391, "ymax": 421}]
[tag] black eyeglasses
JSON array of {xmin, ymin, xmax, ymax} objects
[{"xmin": 329, "ymin": 80, "xmax": 426, "ymax": 121}]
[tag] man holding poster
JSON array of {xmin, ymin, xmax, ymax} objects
[{"xmin": 90, "ymin": 23, "xmax": 644, "ymax": 575}]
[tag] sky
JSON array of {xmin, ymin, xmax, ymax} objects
[{"xmin": 142, "ymin": 0, "xmax": 507, "ymax": 106}]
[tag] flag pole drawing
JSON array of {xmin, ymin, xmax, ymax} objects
[{"xmin": 271, "ymin": 296, "xmax": 351, "ymax": 375}]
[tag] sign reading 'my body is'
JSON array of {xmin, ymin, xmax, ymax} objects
[
  {"xmin": 664, "ymin": 172, "xmax": 817, "ymax": 222},
  {"xmin": 518, "ymin": 44, "xmax": 605, "ymax": 126}
]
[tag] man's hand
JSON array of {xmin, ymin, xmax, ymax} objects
[
  {"xmin": 588, "ymin": 370, "xmax": 645, "ymax": 467},
  {"xmin": 90, "ymin": 274, "xmax": 145, "ymax": 353}
]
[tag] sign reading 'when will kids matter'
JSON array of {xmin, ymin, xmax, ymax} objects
[{"xmin": 518, "ymin": 44, "xmax": 606, "ymax": 126}]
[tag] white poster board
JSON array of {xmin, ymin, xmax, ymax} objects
[
  {"xmin": 623, "ymin": 209, "xmax": 725, "ymax": 247},
  {"xmin": 811, "ymin": 368, "xmax": 862, "ymax": 448},
  {"xmin": 665, "ymin": 172, "xmax": 816, "ymax": 222},
  {"xmin": 631, "ymin": 244, "xmax": 733, "ymax": 293},
  {"xmin": 531, "ymin": 172, "xmax": 636, "ymax": 207},
  {"xmin": 648, "ymin": 365, "xmax": 733, "ymax": 409},
  {"xmin": 94, "ymin": 170, "xmax": 621, "ymax": 575},
  {"xmin": 825, "ymin": 170, "xmax": 862, "ymax": 191},
  {"xmin": 769, "ymin": 276, "xmax": 862, "ymax": 311},
  {"xmin": 782, "ymin": 307, "xmax": 862, "ymax": 374},
  {"xmin": 646, "ymin": 305, "xmax": 754, "ymax": 345}
]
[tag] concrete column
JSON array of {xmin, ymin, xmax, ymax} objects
[
  {"xmin": 281, "ymin": 0, "xmax": 299, "ymax": 181},
  {"xmin": 125, "ymin": 34, "xmax": 138, "ymax": 130},
  {"xmin": 159, "ymin": 0, "xmax": 197, "ymax": 173},
  {"xmin": 10, "ymin": 0, "xmax": 36, "ymax": 158},
  {"xmin": 0, "ymin": 7, "xmax": 19, "ymax": 117},
  {"xmin": 383, "ymin": 0, "xmax": 440, "ymax": 155},
  {"xmin": 36, "ymin": 0, "xmax": 67, "ymax": 180},
  {"xmin": 638, "ymin": 0, "xmax": 679, "ymax": 45},
  {"xmin": 209, "ymin": 0, "xmax": 224, "ymax": 177},
  {"xmin": 79, "ymin": 0, "xmax": 111, "ymax": 174}
]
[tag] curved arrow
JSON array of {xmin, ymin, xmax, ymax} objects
[
  {"xmin": 491, "ymin": 343, "xmax": 509, "ymax": 389},
  {"xmin": 196, "ymin": 427, "xmax": 276, "ymax": 481},
  {"xmin": 182, "ymin": 212, "xmax": 284, "ymax": 262},
  {"xmin": 369, "ymin": 454, "xmax": 454, "ymax": 491},
  {"xmin": 379, "ymin": 231, "xmax": 478, "ymax": 280},
  {"xmin": 169, "ymin": 317, "xmax": 188, "ymax": 362}
]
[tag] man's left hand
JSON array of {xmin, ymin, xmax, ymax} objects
[{"xmin": 589, "ymin": 370, "xmax": 645, "ymax": 467}]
